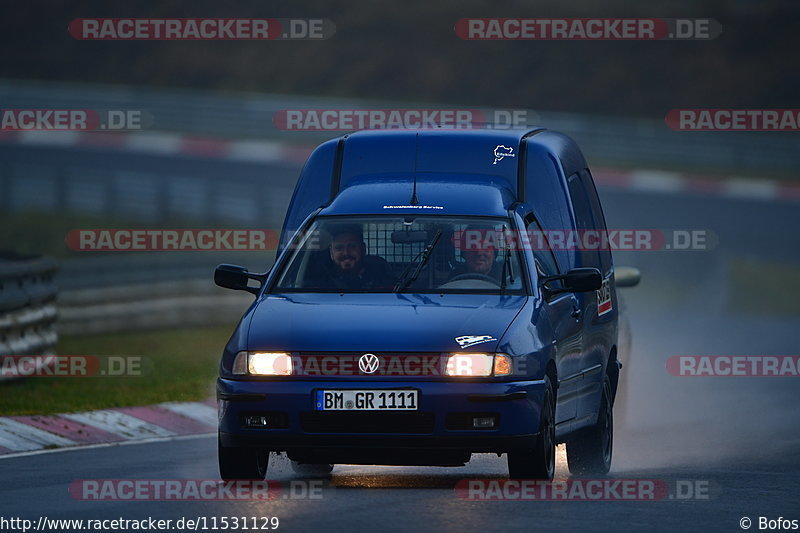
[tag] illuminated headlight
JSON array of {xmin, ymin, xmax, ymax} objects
[
  {"xmin": 232, "ymin": 351, "xmax": 293, "ymax": 376},
  {"xmin": 445, "ymin": 353, "xmax": 513, "ymax": 377},
  {"xmin": 493, "ymin": 354, "xmax": 513, "ymax": 376}
]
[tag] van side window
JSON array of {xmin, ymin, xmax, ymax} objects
[
  {"xmin": 580, "ymin": 169, "xmax": 612, "ymax": 273},
  {"xmin": 567, "ymin": 173, "xmax": 602, "ymax": 270},
  {"xmin": 525, "ymin": 215, "xmax": 560, "ymax": 279}
]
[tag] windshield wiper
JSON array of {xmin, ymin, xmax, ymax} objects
[
  {"xmin": 500, "ymin": 225, "xmax": 515, "ymax": 292},
  {"xmin": 393, "ymin": 230, "xmax": 442, "ymax": 293}
]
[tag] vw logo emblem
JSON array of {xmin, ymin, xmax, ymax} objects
[{"xmin": 358, "ymin": 353, "xmax": 380, "ymax": 374}]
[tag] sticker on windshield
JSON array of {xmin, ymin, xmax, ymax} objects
[
  {"xmin": 456, "ymin": 335, "xmax": 497, "ymax": 348},
  {"xmin": 492, "ymin": 145, "xmax": 515, "ymax": 165},
  {"xmin": 597, "ymin": 278, "xmax": 612, "ymax": 316},
  {"xmin": 383, "ymin": 205, "xmax": 444, "ymax": 210}
]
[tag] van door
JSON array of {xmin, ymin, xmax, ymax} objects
[
  {"xmin": 567, "ymin": 171, "xmax": 614, "ymax": 423},
  {"xmin": 525, "ymin": 214, "xmax": 580, "ymax": 424}
]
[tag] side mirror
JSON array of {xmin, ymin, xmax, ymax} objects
[
  {"xmin": 542, "ymin": 267, "xmax": 602, "ymax": 295},
  {"xmin": 214, "ymin": 264, "xmax": 267, "ymax": 296},
  {"xmin": 614, "ymin": 266, "xmax": 641, "ymax": 288}
]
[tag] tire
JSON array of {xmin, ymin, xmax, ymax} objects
[
  {"xmin": 218, "ymin": 436, "xmax": 269, "ymax": 480},
  {"xmin": 613, "ymin": 363, "xmax": 629, "ymax": 431},
  {"xmin": 507, "ymin": 375, "xmax": 555, "ymax": 480},
  {"xmin": 290, "ymin": 461, "xmax": 334, "ymax": 476},
  {"xmin": 566, "ymin": 376, "xmax": 613, "ymax": 476}
]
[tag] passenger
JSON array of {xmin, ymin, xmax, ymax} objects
[{"xmin": 319, "ymin": 226, "xmax": 395, "ymax": 290}]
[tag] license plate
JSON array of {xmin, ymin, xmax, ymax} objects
[{"xmin": 314, "ymin": 390, "xmax": 418, "ymax": 411}]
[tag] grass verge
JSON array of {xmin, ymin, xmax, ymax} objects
[
  {"xmin": 728, "ymin": 258, "xmax": 800, "ymax": 315},
  {"xmin": 0, "ymin": 325, "xmax": 235, "ymax": 416}
]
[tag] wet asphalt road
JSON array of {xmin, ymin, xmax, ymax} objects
[{"xmin": 1, "ymin": 432, "xmax": 798, "ymax": 533}]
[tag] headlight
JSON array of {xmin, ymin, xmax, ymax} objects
[
  {"xmin": 493, "ymin": 354, "xmax": 513, "ymax": 376},
  {"xmin": 232, "ymin": 351, "xmax": 293, "ymax": 376},
  {"xmin": 445, "ymin": 353, "xmax": 513, "ymax": 377}
]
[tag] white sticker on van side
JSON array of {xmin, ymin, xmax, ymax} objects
[
  {"xmin": 493, "ymin": 145, "xmax": 516, "ymax": 164},
  {"xmin": 597, "ymin": 278, "xmax": 612, "ymax": 316},
  {"xmin": 455, "ymin": 335, "xmax": 497, "ymax": 348}
]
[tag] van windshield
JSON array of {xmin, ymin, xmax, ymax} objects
[{"xmin": 271, "ymin": 216, "xmax": 526, "ymax": 294}]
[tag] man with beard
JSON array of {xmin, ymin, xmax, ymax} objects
[{"xmin": 318, "ymin": 226, "xmax": 395, "ymax": 290}]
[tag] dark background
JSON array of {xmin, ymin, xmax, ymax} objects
[{"xmin": 2, "ymin": 0, "xmax": 799, "ymax": 116}]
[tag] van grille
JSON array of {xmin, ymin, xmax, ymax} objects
[
  {"xmin": 300, "ymin": 411, "xmax": 435, "ymax": 434},
  {"xmin": 294, "ymin": 353, "xmax": 445, "ymax": 377}
]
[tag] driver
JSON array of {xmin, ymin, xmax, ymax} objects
[
  {"xmin": 448, "ymin": 226, "xmax": 502, "ymax": 281},
  {"xmin": 464, "ymin": 246, "xmax": 496, "ymax": 275}
]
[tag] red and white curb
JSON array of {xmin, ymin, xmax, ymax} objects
[
  {"xmin": 0, "ymin": 399, "xmax": 217, "ymax": 457},
  {"xmin": 1, "ymin": 130, "xmax": 799, "ymax": 202},
  {"xmin": 590, "ymin": 168, "xmax": 800, "ymax": 202},
  {"xmin": 0, "ymin": 130, "xmax": 312, "ymax": 165}
]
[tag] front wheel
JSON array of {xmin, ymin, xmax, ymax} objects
[
  {"xmin": 218, "ymin": 436, "xmax": 269, "ymax": 480},
  {"xmin": 566, "ymin": 376, "xmax": 613, "ymax": 476},
  {"xmin": 507, "ymin": 375, "xmax": 555, "ymax": 479}
]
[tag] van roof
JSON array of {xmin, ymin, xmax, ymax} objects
[{"xmin": 279, "ymin": 128, "xmax": 588, "ymax": 250}]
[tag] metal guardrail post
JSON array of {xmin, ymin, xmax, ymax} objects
[{"xmin": 0, "ymin": 254, "xmax": 59, "ymax": 383}]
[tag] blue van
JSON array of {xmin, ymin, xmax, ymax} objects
[{"xmin": 214, "ymin": 128, "xmax": 634, "ymax": 480}]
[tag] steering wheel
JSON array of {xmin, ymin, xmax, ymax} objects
[{"xmin": 447, "ymin": 273, "xmax": 500, "ymax": 285}]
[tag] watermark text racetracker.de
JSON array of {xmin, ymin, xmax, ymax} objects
[
  {"xmin": 455, "ymin": 479, "xmax": 716, "ymax": 501},
  {"xmin": 0, "ymin": 109, "xmax": 147, "ymax": 131},
  {"xmin": 273, "ymin": 109, "xmax": 532, "ymax": 130},
  {"xmin": 455, "ymin": 18, "xmax": 721, "ymax": 40},
  {"xmin": 69, "ymin": 18, "xmax": 335, "ymax": 40},
  {"xmin": 0, "ymin": 355, "xmax": 149, "ymax": 378},
  {"xmin": 667, "ymin": 355, "xmax": 800, "ymax": 377},
  {"xmin": 67, "ymin": 228, "xmax": 715, "ymax": 252},
  {"xmin": 66, "ymin": 229, "xmax": 279, "ymax": 251},
  {"xmin": 69, "ymin": 479, "xmax": 324, "ymax": 501},
  {"xmin": 452, "ymin": 228, "xmax": 715, "ymax": 252},
  {"xmin": 666, "ymin": 109, "xmax": 800, "ymax": 131}
]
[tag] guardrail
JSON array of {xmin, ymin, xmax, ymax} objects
[
  {"xmin": 0, "ymin": 143, "xmax": 299, "ymax": 226},
  {"xmin": 0, "ymin": 254, "xmax": 59, "ymax": 381},
  {"xmin": 54, "ymin": 253, "xmax": 264, "ymax": 335},
  {"xmin": 0, "ymin": 253, "xmax": 254, "ymax": 338},
  {"xmin": 58, "ymin": 279, "xmax": 252, "ymax": 335},
  {"xmin": 1, "ymin": 79, "xmax": 798, "ymax": 176}
]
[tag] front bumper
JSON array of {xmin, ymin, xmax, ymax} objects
[{"xmin": 216, "ymin": 377, "xmax": 546, "ymax": 455}]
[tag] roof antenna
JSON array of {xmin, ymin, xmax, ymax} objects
[{"xmin": 410, "ymin": 133, "xmax": 420, "ymax": 205}]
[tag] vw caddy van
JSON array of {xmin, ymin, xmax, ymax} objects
[{"xmin": 214, "ymin": 128, "xmax": 636, "ymax": 480}]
